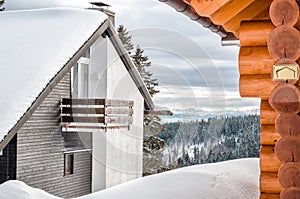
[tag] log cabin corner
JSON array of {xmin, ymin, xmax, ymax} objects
[{"xmin": 159, "ymin": 0, "xmax": 300, "ymax": 198}]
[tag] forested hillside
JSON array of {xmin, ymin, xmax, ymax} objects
[{"xmin": 158, "ymin": 115, "xmax": 260, "ymax": 168}]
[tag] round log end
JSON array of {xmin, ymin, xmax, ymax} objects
[
  {"xmin": 270, "ymin": 0, "xmax": 300, "ymax": 26},
  {"xmin": 268, "ymin": 25, "xmax": 300, "ymax": 61},
  {"xmin": 269, "ymin": 84, "xmax": 300, "ymax": 113},
  {"xmin": 281, "ymin": 187, "xmax": 300, "ymax": 199},
  {"xmin": 275, "ymin": 136, "xmax": 300, "ymax": 163},
  {"xmin": 276, "ymin": 113, "xmax": 300, "ymax": 136},
  {"xmin": 279, "ymin": 162, "xmax": 300, "ymax": 188}
]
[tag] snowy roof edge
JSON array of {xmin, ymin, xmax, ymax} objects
[{"xmin": 0, "ymin": 20, "xmax": 154, "ymax": 151}]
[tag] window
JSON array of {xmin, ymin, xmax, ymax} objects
[{"xmin": 64, "ymin": 153, "xmax": 74, "ymax": 176}]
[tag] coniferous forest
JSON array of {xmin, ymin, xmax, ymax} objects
[{"xmin": 157, "ymin": 115, "xmax": 260, "ymax": 168}]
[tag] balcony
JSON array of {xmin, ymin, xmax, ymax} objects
[{"xmin": 60, "ymin": 98, "xmax": 134, "ymax": 132}]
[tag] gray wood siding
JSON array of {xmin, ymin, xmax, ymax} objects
[{"xmin": 16, "ymin": 71, "xmax": 92, "ymax": 198}]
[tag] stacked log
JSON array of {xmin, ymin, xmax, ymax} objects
[
  {"xmin": 267, "ymin": 0, "xmax": 300, "ymax": 198},
  {"xmin": 239, "ymin": 0, "xmax": 300, "ymax": 198}
]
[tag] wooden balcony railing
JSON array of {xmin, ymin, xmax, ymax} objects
[{"xmin": 60, "ymin": 98, "xmax": 134, "ymax": 132}]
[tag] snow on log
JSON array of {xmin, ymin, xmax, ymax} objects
[
  {"xmin": 239, "ymin": 21, "xmax": 274, "ymax": 46},
  {"xmin": 275, "ymin": 113, "xmax": 300, "ymax": 137},
  {"xmin": 280, "ymin": 187, "xmax": 300, "ymax": 198},
  {"xmin": 267, "ymin": 25, "xmax": 300, "ymax": 61},
  {"xmin": 275, "ymin": 136, "xmax": 300, "ymax": 163},
  {"xmin": 269, "ymin": 0, "xmax": 299, "ymax": 27},
  {"xmin": 269, "ymin": 83, "xmax": 300, "ymax": 113},
  {"xmin": 278, "ymin": 162, "xmax": 300, "ymax": 188}
]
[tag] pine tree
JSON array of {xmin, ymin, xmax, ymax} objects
[
  {"xmin": 117, "ymin": 25, "xmax": 134, "ymax": 54},
  {"xmin": 0, "ymin": 0, "xmax": 4, "ymax": 11},
  {"xmin": 131, "ymin": 46, "xmax": 159, "ymax": 97}
]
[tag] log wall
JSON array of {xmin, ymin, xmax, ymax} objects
[{"xmin": 239, "ymin": 1, "xmax": 300, "ymax": 198}]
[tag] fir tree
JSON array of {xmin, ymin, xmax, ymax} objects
[
  {"xmin": 117, "ymin": 25, "xmax": 134, "ymax": 54},
  {"xmin": 131, "ymin": 46, "xmax": 159, "ymax": 97}
]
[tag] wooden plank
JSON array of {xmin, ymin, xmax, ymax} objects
[
  {"xmin": 62, "ymin": 98, "xmax": 105, "ymax": 106},
  {"xmin": 261, "ymin": 100, "xmax": 278, "ymax": 125},
  {"xmin": 61, "ymin": 116, "xmax": 133, "ymax": 124},
  {"xmin": 260, "ymin": 125, "xmax": 280, "ymax": 145},
  {"xmin": 239, "ymin": 46, "xmax": 273, "ymax": 75},
  {"xmin": 62, "ymin": 107, "xmax": 133, "ymax": 115},
  {"xmin": 105, "ymin": 116, "xmax": 133, "ymax": 124},
  {"xmin": 105, "ymin": 99, "xmax": 134, "ymax": 107},
  {"xmin": 260, "ymin": 145, "xmax": 282, "ymax": 173},
  {"xmin": 61, "ymin": 124, "xmax": 130, "ymax": 130},
  {"xmin": 239, "ymin": 75, "xmax": 278, "ymax": 100},
  {"xmin": 260, "ymin": 172, "xmax": 282, "ymax": 194},
  {"xmin": 239, "ymin": 21, "xmax": 274, "ymax": 46},
  {"xmin": 144, "ymin": 110, "xmax": 173, "ymax": 116},
  {"xmin": 62, "ymin": 98, "xmax": 134, "ymax": 107},
  {"xmin": 61, "ymin": 116, "xmax": 105, "ymax": 123}
]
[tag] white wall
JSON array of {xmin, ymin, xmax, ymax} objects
[
  {"xmin": 90, "ymin": 37, "xmax": 108, "ymax": 192},
  {"xmin": 90, "ymin": 36, "xmax": 144, "ymax": 191},
  {"xmin": 106, "ymin": 39, "xmax": 144, "ymax": 187}
]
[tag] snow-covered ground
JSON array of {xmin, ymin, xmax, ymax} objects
[{"xmin": 0, "ymin": 158, "xmax": 259, "ymax": 199}]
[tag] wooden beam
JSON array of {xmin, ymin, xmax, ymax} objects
[
  {"xmin": 239, "ymin": 75, "xmax": 278, "ymax": 100},
  {"xmin": 261, "ymin": 125, "xmax": 280, "ymax": 145},
  {"xmin": 260, "ymin": 145, "xmax": 282, "ymax": 173},
  {"xmin": 278, "ymin": 162, "xmax": 300, "ymax": 188},
  {"xmin": 275, "ymin": 113, "xmax": 300, "ymax": 137},
  {"xmin": 62, "ymin": 98, "xmax": 134, "ymax": 107},
  {"xmin": 281, "ymin": 187, "xmax": 300, "ymax": 198},
  {"xmin": 239, "ymin": 46, "xmax": 273, "ymax": 75},
  {"xmin": 144, "ymin": 110, "xmax": 173, "ymax": 116},
  {"xmin": 223, "ymin": 0, "xmax": 272, "ymax": 37},
  {"xmin": 209, "ymin": 0, "xmax": 255, "ymax": 25},
  {"xmin": 260, "ymin": 172, "xmax": 282, "ymax": 194},
  {"xmin": 275, "ymin": 136, "xmax": 300, "ymax": 163},
  {"xmin": 62, "ymin": 107, "xmax": 133, "ymax": 115},
  {"xmin": 239, "ymin": 21, "xmax": 274, "ymax": 46},
  {"xmin": 188, "ymin": 0, "xmax": 231, "ymax": 17},
  {"xmin": 260, "ymin": 193, "xmax": 280, "ymax": 199},
  {"xmin": 260, "ymin": 100, "xmax": 278, "ymax": 125}
]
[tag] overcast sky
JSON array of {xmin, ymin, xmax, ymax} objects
[{"xmin": 5, "ymin": 0, "xmax": 260, "ymax": 120}]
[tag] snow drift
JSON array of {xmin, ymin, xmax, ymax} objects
[{"xmin": 0, "ymin": 158, "xmax": 259, "ymax": 199}]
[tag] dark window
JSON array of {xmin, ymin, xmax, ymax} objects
[{"xmin": 64, "ymin": 153, "xmax": 74, "ymax": 176}]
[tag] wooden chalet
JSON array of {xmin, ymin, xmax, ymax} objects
[
  {"xmin": 160, "ymin": 0, "xmax": 300, "ymax": 198},
  {"xmin": 0, "ymin": 6, "xmax": 172, "ymax": 198}
]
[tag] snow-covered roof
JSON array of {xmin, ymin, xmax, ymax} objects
[
  {"xmin": 0, "ymin": 158, "xmax": 259, "ymax": 199},
  {"xmin": 0, "ymin": 8, "xmax": 107, "ymax": 143}
]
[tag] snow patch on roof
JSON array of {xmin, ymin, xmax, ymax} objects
[{"xmin": 0, "ymin": 8, "xmax": 107, "ymax": 142}]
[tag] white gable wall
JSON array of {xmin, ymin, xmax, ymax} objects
[
  {"xmin": 106, "ymin": 39, "xmax": 144, "ymax": 187},
  {"xmin": 91, "ymin": 37, "xmax": 144, "ymax": 191}
]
